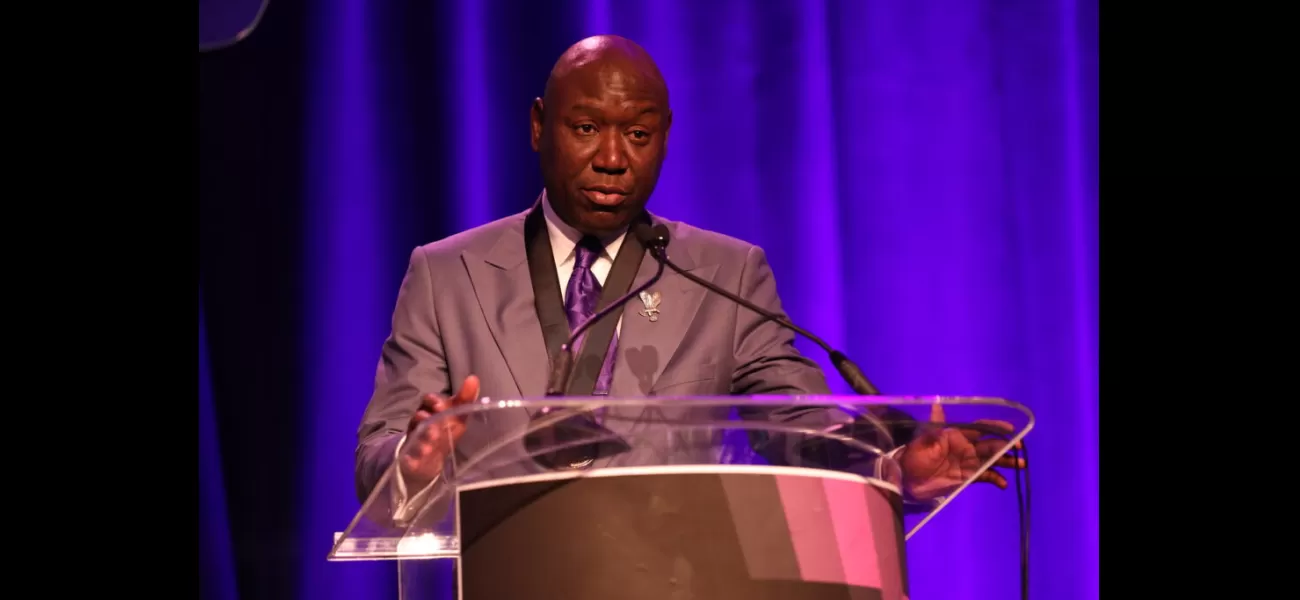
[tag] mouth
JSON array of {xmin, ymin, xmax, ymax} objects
[{"xmin": 581, "ymin": 186, "xmax": 630, "ymax": 207}]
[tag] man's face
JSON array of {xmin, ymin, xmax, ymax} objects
[{"xmin": 531, "ymin": 60, "xmax": 671, "ymax": 237}]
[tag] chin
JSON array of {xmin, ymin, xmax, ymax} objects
[{"xmin": 577, "ymin": 210, "xmax": 633, "ymax": 236}]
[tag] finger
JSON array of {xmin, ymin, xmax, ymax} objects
[
  {"xmin": 407, "ymin": 407, "xmax": 436, "ymax": 436},
  {"xmin": 433, "ymin": 415, "xmax": 465, "ymax": 437},
  {"xmin": 955, "ymin": 427, "xmax": 986, "ymax": 443},
  {"xmin": 951, "ymin": 419, "xmax": 1017, "ymax": 442},
  {"xmin": 445, "ymin": 419, "xmax": 468, "ymax": 443},
  {"xmin": 453, "ymin": 375, "xmax": 481, "ymax": 405},
  {"xmin": 995, "ymin": 454, "xmax": 1026, "ymax": 469},
  {"xmin": 418, "ymin": 415, "xmax": 467, "ymax": 446},
  {"xmin": 929, "ymin": 403, "xmax": 945, "ymax": 424},
  {"xmin": 416, "ymin": 419, "xmax": 441, "ymax": 444},
  {"xmin": 916, "ymin": 403, "xmax": 947, "ymax": 437},
  {"xmin": 419, "ymin": 393, "xmax": 441, "ymax": 411},
  {"xmin": 972, "ymin": 419, "xmax": 1016, "ymax": 436},
  {"xmin": 436, "ymin": 376, "xmax": 480, "ymax": 426},
  {"xmin": 409, "ymin": 409, "xmax": 434, "ymax": 430},
  {"xmin": 977, "ymin": 469, "xmax": 1008, "ymax": 489},
  {"xmin": 974, "ymin": 438, "xmax": 1010, "ymax": 458}
]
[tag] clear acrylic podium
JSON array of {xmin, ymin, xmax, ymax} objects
[{"xmin": 328, "ymin": 395, "xmax": 1033, "ymax": 600}]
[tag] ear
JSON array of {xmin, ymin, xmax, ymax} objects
[{"xmin": 530, "ymin": 98, "xmax": 545, "ymax": 152}]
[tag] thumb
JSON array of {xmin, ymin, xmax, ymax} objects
[
  {"xmin": 929, "ymin": 402, "xmax": 945, "ymax": 426},
  {"xmin": 915, "ymin": 402, "xmax": 946, "ymax": 438},
  {"xmin": 453, "ymin": 375, "xmax": 481, "ymax": 405}
]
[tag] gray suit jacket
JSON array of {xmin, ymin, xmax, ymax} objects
[{"xmin": 355, "ymin": 207, "xmax": 836, "ymax": 502}]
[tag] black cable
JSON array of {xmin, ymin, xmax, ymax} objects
[
  {"xmin": 946, "ymin": 422, "xmax": 1030, "ymax": 600},
  {"xmin": 1013, "ymin": 439, "xmax": 1030, "ymax": 600}
]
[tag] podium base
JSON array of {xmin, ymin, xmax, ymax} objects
[{"xmin": 457, "ymin": 465, "xmax": 909, "ymax": 600}]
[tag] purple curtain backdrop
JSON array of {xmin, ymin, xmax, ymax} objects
[{"xmin": 199, "ymin": 0, "xmax": 1097, "ymax": 598}]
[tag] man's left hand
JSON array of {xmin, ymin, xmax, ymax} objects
[{"xmin": 897, "ymin": 403, "xmax": 1026, "ymax": 503}]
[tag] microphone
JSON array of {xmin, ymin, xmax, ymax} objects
[
  {"xmin": 544, "ymin": 223, "xmax": 671, "ymax": 396},
  {"xmin": 636, "ymin": 224, "xmax": 881, "ymax": 396}
]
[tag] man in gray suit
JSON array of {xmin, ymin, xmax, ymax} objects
[{"xmin": 355, "ymin": 35, "xmax": 1021, "ymax": 516}]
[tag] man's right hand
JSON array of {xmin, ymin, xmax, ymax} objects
[{"xmin": 398, "ymin": 375, "xmax": 480, "ymax": 489}]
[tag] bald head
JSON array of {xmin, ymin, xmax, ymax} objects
[
  {"xmin": 530, "ymin": 35, "xmax": 673, "ymax": 237},
  {"xmin": 543, "ymin": 35, "xmax": 669, "ymax": 109}
]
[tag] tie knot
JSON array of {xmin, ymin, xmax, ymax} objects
[{"xmin": 574, "ymin": 236, "xmax": 603, "ymax": 270}]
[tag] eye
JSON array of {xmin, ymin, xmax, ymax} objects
[
  {"xmin": 574, "ymin": 124, "xmax": 597, "ymax": 136},
  {"xmin": 628, "ymin": 129, "xmax": 650, "ymax": 141}
]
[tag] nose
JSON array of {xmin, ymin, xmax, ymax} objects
[{"xmin": 591, "ymin": 131, "xmax": 629, "ymax": 174}]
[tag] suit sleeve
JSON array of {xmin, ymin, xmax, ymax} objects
[
  {"xmin": 354, "ymin": 246, "xmax": 453, "ymax": 503},
  {"xmin": 730, "ymin": 245, "xmax": 832, "ymax": 397},
  {"xmin": 730, "ymin": 245, "xmax": 917, "ymax": 467}
]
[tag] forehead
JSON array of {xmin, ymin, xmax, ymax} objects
[{"xmin": 552, "ymin": 60, "xmax": 666, "ymax": 108}]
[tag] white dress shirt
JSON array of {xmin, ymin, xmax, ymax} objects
[
  {"xmin": 541, "ymin": 193, "xmax": 628, "ymax": 327},
  {"xmin": 389, "ymin": 197, "xmax": 628, "ymax": 519}
]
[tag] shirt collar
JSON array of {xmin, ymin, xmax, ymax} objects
[{"xmin": 541, "ymin": 190, "xmax": 627, "ymax": 267}]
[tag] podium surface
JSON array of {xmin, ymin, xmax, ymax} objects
[{"xmin": 329, "ymin": 395, "xmax": 1033, "ymax": 600}]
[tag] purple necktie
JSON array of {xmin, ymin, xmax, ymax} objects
[{"xmin": 565, "ymin": 236, "xmax": 617, "ymax": 395}]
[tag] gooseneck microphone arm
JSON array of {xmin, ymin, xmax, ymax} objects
[
  {"xmin": 638, "ymin": 224, "xmax": 880, "ymax": 396},
  {"xmin": 544, "ymin": 225, "xmax": 671, "ymax": 396}
]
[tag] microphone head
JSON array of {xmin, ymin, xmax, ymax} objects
[
  {"xmin": 633, "ymin": 222, "xmax": 671, "ymax": 251},
  {"xmin": 651, "ymin": 224, "xmax": 670, "ymax": 246}
]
